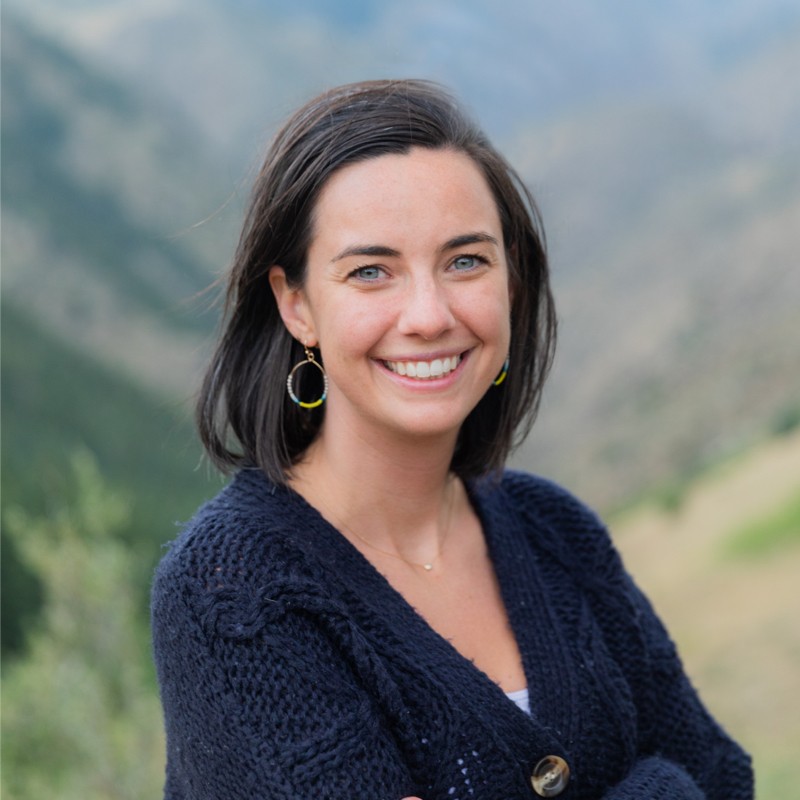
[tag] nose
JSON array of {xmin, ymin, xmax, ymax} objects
[{"xmin": 396, "ymin": 276, "xmax": 456, "ymax": 340}]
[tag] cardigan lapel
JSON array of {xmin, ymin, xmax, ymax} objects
[{"xmin": 251, "ymin": 472, "xmax": 581, "ymax": 766}]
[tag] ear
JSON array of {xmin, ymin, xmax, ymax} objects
[{"xmin": 269, "ymin": 266, "xmax": 317, "ymax": 345}]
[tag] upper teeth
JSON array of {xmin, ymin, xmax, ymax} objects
[{"xmin": 385, "ymin": 355, "xmax": 461, "ymax": 379}]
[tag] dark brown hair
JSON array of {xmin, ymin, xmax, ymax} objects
[{"xmin": 197, "ymin": 79, "xmax": 556, "ymax": 483}]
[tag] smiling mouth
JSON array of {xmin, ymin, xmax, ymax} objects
[{"xmin": 383, "ymin": 354, "xmax": 462, "ymax": 379}]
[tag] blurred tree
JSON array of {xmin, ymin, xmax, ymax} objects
[{"xmin": 1, "ymin": 450, "xmax": 164, "ymax": 799}]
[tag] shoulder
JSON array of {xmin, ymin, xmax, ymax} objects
[
  {"xmin": 475, "ymin": 469, "xmax": 624, "ymax": 584},
  {"xmin": 152, "ymin": 469, "xmax": 334, "ymax": 633},
  {"xmin": 155, "ymin": 470, "xmax": 290, "ymax": 579},
  {"xmin": 477, "ymin": 469, "xmax": 608, "ymax": 543},
  {"xmin": 498, "ymin": 469, "xmax": 604, "ymax": 526}
]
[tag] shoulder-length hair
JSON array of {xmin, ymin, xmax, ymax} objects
[{"xmin": 197, "ymin": 79, "xmax": 556, "ymax": 484}]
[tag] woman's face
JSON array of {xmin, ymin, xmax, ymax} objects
[{"xmin": 271, "ymin": 146, "xmax": 511, "ymax": 446}]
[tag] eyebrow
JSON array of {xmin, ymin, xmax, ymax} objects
[
  {"xmin": 332, "ymin": 244, "xmax": 401, "ymax": 262},
  {"xmin": 441, "ymin": 232, "xmax": 500, "ymax": 252},
  {"xmin": 331, "ymin": 232, "xmax": 500, "ymax": 263}
]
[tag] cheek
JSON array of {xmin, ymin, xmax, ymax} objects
[
  {"xmin": 457, "ymin": 280, "xmax": 511, "ymax": 336},
  {"xmin": 316, "ymin": 301, "xmax": 390, "ymax": 361}
]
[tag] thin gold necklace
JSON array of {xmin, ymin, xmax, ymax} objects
[{"xmin": 331, "ymin": 479, "xmax": 457, "ymax": 573}]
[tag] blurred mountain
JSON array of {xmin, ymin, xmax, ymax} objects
[
  {"xmin": 1, "ymin": 9, "xmax": 240, "ymax": 396},
  {"xmin": 2, "ymin": 0, "xmax": 799, "ymax": 517},
  {"xmin": 11, "ymin": 0, "xmax": 800, "ymax": 154},
  {"xmin": 509, "ymin": 82, "xmax": 800, "ymax": 503},
  {"xmin": 521, "ymin": 158, "xmax": 800, "ymax": 502},
  {"xmin": 1, "ymin": 12, "xmax": 227, "ymax": 652}
]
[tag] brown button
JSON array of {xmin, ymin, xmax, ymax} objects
[{"xmin": 530, "ymin": 755, "xmax": 570, "ymax": 797}]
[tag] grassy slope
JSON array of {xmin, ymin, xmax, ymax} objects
[{"xmin": 610, "ymin": 428, "xmax": 800, "ymax": 800}]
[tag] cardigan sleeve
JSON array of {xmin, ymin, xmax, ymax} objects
[
  {"xmin": 504, "ymin": 473, "xmax": 753, "ymax": 799},
  {"xmin": 591, "ymin": 522, "xmax": 754, "ymax": 799},
  {"xmin": 151, "ymin": 537, "xmax": 417, "ymax": 800},
  {"xmin": 604, "ymin": 557, "xmax": 754, "ymax": 800}
]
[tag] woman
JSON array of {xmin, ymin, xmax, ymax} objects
[{"xmin": 151, "ymin": 80, "xmax": 752, "ymax": 799}]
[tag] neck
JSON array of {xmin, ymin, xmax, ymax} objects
[{"xmin": 289, "ymin": 418, "xmax": 461, "ymax": 565}]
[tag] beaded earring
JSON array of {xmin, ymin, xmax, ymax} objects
[
  {"xmin": 286, "ymin": 345, "xmax": 328, "ymax": 409},
  {"xmin": 492, "ymin": 357, "xmax": 509, "ymax": 387}
]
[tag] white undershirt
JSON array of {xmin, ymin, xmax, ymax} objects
[{"xmin": 505, "ymin": 687, "xmax": 531, "ymax": 715}]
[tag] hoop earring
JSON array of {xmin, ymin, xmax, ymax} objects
[
  {"xmin": 287, "ymin": 345, "xmax": 328, "ymax": 409},
  {"xmin": 492, "ymin": 357, "xmax": 509, "ymax": 387}
]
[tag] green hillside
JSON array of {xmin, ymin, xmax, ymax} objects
[{"xmin": 1, "ymin": 300, "xmax": 218, "ymax": 655}]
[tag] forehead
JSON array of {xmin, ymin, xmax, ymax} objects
[{"xmin": 309, "ymin": 147, "xmax": 503, "ymax": 252}]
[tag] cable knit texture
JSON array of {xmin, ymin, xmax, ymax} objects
[{"xmin": 152, "ymin": 469, "xmax": 752, "ymax": 799}]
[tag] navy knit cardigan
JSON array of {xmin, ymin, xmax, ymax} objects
[{"xmin": 151, "ymin": 469, "xmax": 752, "ymax": 799}]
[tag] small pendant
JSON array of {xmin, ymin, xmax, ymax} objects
[{"xmin": 423, "ymin": 563, "xmax": 433, "ymax": 571}]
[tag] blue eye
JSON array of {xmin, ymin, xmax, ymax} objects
[
  {"xmin": 452, "ymin": 255, "xmax": 483, "ymax": 271},
  {"xmin": 350, "ymin": 265, "xmax": 384, "ymax": 281}
]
